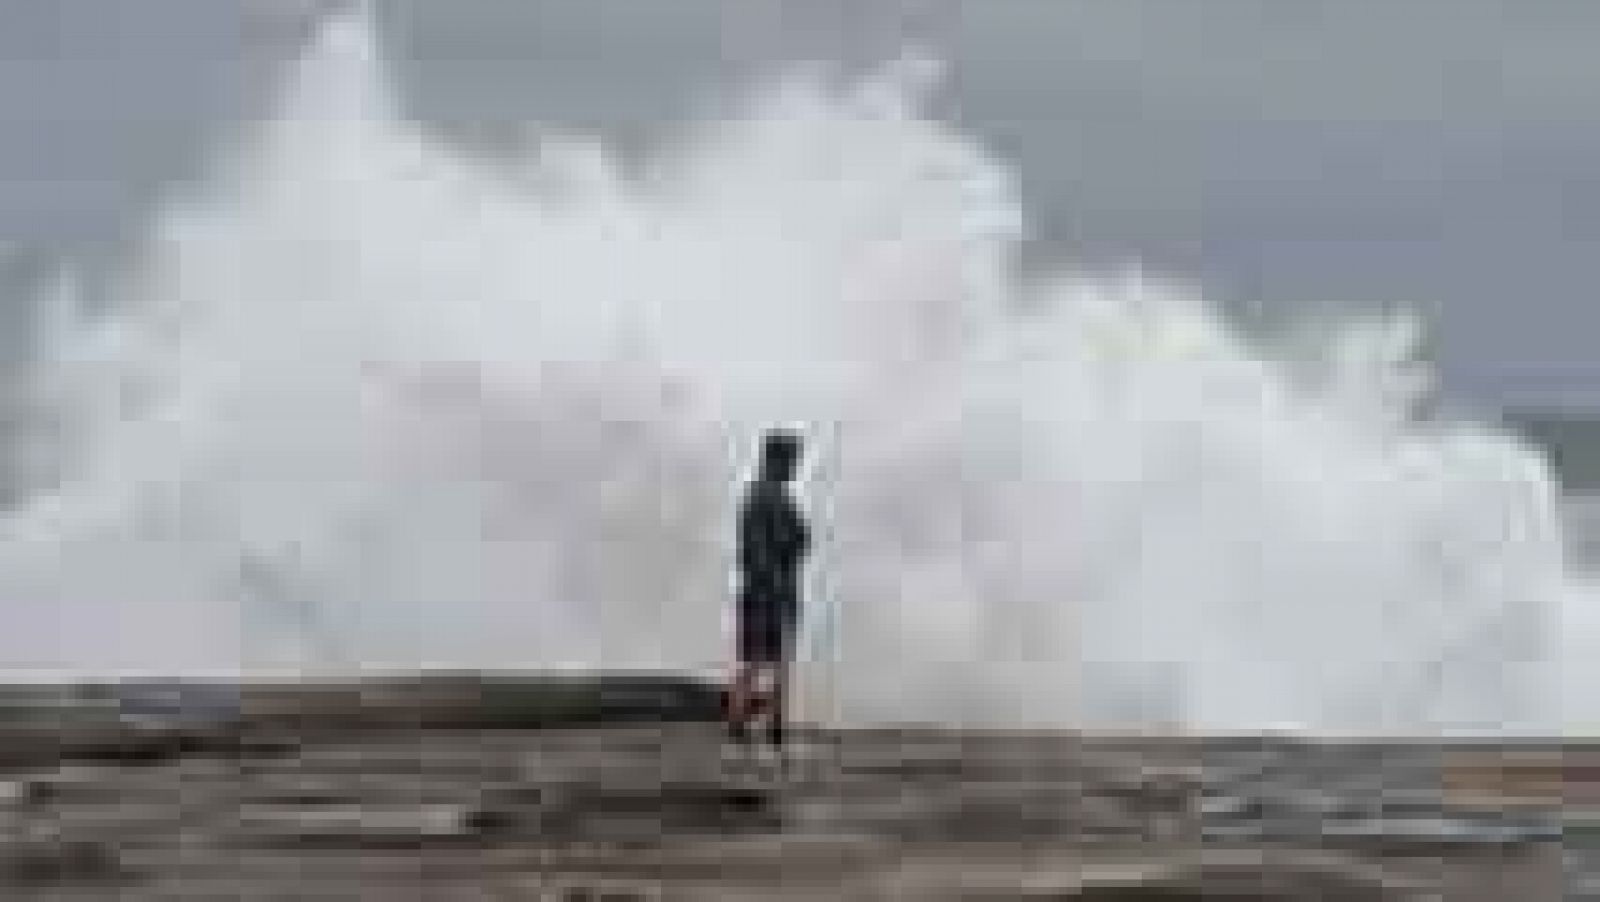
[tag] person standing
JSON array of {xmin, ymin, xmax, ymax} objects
[{"xmin": 726, "ymin": 429, "xmax": 811, "ymax": 748}]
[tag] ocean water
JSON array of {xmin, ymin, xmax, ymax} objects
[
  {"xmin": 1563, "ymin": 493, "xmax": 1600, "ymax": 574},
  {"xmin": 1535, "ymin": 412, "xmax": 1600, "ymax": 570}
]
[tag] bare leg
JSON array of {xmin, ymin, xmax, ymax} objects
[
  {"xmin": 739, "ymin": 664, "xmax": 771, "ymax": 722},
  {"xmin": 726, "ymin": 662, "xmax": 760, "ymax": 740},
  {"xmin": 767, "ymin": 663, "xmax": 788, "ymax": 748}
]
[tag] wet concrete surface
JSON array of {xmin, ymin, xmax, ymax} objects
[{"xmin": 0, "ymin": 722, "xmax": 1584, "ymax": 899}]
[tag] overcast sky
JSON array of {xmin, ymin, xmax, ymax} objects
[{"xmin": 2, "ymin": 0, "xmax": 1597, "ymax": 410}]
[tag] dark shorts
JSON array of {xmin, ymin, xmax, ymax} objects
[
  {"xmin": 737, "ymin": 608, "xmax": 798, "ymax": 663},
  {"xmin": 738, "ymin": 576, "xmax": 800, "ymax": 663}
]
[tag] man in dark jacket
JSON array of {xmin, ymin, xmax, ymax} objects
[{"xmin": 726, "ymin": 429, "xmax": 811, "ymax": 747}]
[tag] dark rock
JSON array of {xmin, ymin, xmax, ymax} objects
[
  {"xmin": 233, "ymin": 731, "xmax": 304, "ymax": 759},
  {"xmin": 0, "ymin": 838, "xmax": 122, "ymax": 884},
  {"xmin": 459, "ymin": 805, "xmax": 523, "ymax": 837},
  {"xmin": 66, "ymin": 725, "xmax": 190, "ymax": 765}
]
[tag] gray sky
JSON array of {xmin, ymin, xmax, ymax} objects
[{"xmin": 2, "ymin": 0, "xmax": 1598, "ymax": 410}]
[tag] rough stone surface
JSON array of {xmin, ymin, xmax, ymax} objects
[{"xmin": 0, "ymin": 722, "xmax": 1578, "ymax": 898}]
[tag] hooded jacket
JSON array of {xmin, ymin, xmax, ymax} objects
[{"xmin": 736, "ymin": 477, "xmax": 810, "ymax": 622}]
